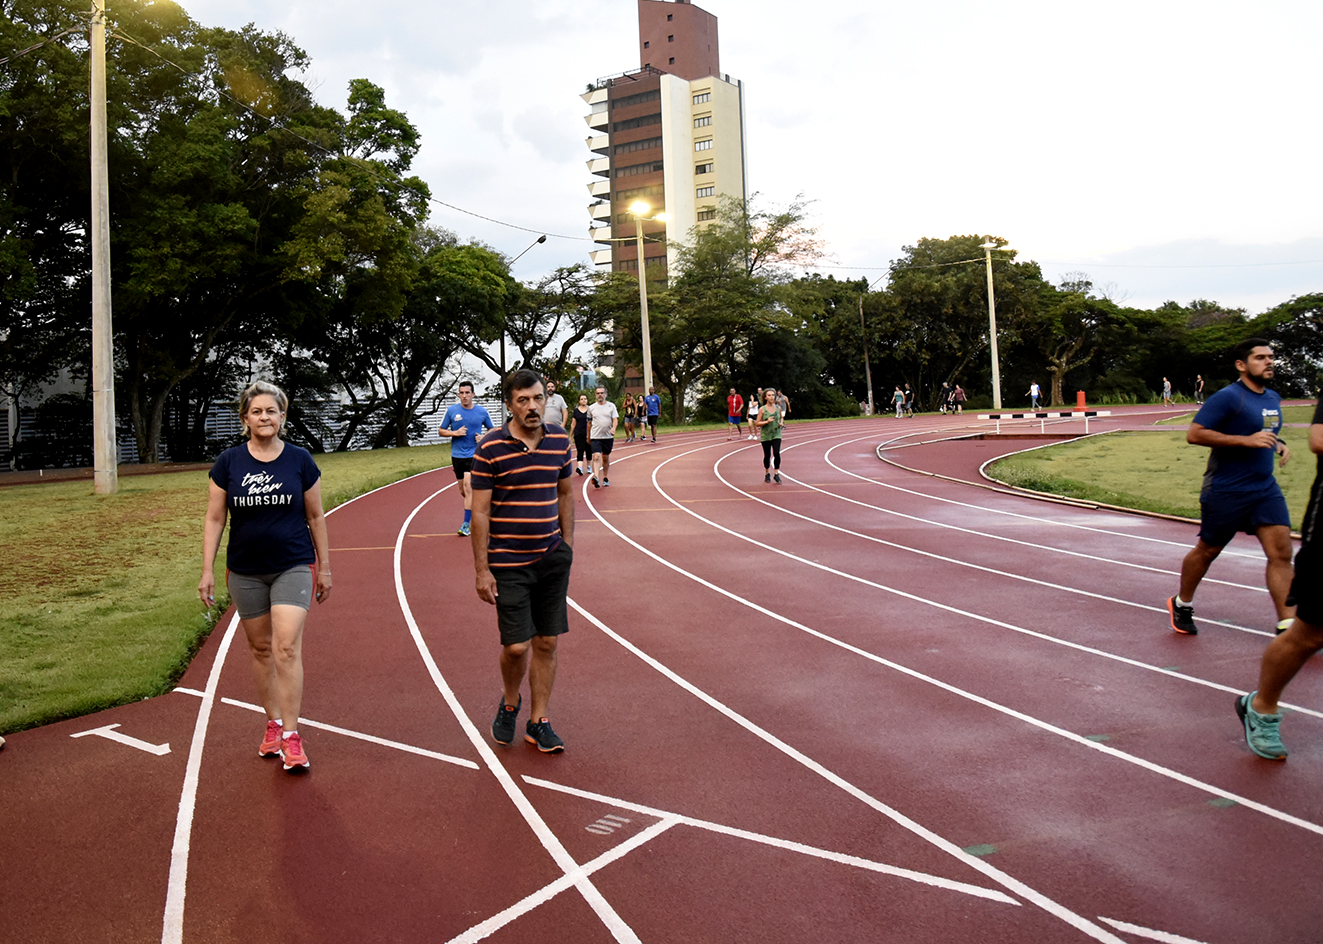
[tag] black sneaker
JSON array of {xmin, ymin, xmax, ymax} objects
[
  {"xmin": 773, "ymin": 473, "xmax": 781, "ymax": 484},
  {"xmin": 603, "ymin": 478, "xmax": 610, "ymax": 487},
  {"xmin": 765, "ymin": 472, "xmax": 771, "ymax": 483},
  {"xmin": 492, "ymin": 695, "xmax": 521, "ymax": 745},
  {"xmin": 591, "ymin": 476, "xmax": 600, "ymax": 488},
  {"xmin": 1167, "ymin": 596, "xmax": 1196, "ymax": 635},
  {"xmin": 525, "ymin": 718, "xmax": 564, "ymax": 753}
]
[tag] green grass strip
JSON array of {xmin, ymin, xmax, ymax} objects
[
  {"xmin": 988, "ymin": 422, "xmax": 1316, "ymax": 527},
  {"xmin": 0, "ymin": 444, "xmax": 454, "ymax": 734}
]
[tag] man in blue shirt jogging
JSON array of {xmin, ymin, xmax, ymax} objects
[
  {"xmin": 439, "ymin": 380, "xmax": 494, "ymax": 536},
  {"xmin": 1167, "ymin": 339, "xmax": 1294, "ymax": 635},
  {"xmin": 643, "ymin": 386, "xmax": 661, "ymax": 442}
]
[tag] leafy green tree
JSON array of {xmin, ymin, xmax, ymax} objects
[{"xmin": 1262, "ymin": 293, "xmax": 1323, "ymax": 395}]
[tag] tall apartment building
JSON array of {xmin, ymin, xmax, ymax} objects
[{"xmin": 582, "ymin": 0, "xmax": 748, "ymax": 283}]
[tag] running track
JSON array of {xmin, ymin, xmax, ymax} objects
[{"xmin": 3, "ymin": 408, "xmax": 1320, "ymax": 944}]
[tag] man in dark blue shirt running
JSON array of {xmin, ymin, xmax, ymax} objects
[{"xmin": 1167, "ymin": 338, "xmax": 1294, "ymax": 635}]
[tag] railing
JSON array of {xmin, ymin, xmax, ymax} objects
[{"xmin": 589, "ymin": 65, "xmax": 666, "ymax": 90}]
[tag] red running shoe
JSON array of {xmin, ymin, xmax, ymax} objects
[
  {"xmin": 259, "ymin": 720, "xmax": 282, "ymax": 758},
  {"xmin": 281, "ymin": 732, "xmax": 310, "ymax": 771}
]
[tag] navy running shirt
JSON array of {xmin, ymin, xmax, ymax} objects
[
  {"xmin": 210, "ymin": 443, "xmax": 321, "ymax": 574},
  {"xmin": 1192, "ymin": 379, "xmax": 1283, "ymax": 497}
]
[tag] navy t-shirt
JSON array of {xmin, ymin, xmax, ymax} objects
[
  {"xmin": 1192, "ymin": 380, "xmax": 1283, "ymax": 497},
  {"xmin": 210, "ymin": 443, "xmax": 322, "ymax": 574}
]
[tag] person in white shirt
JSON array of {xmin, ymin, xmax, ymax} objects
[{"xmin": 587, "ymin": 386, "xmax": 619, "ymax": 487}]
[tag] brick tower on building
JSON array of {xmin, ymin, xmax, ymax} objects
[{"xmin": 581, "ymin": 0, "xmax": 748, "ymax": 394}]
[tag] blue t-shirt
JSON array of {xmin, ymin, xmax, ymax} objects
[
  {"xmin": 644, "ymin": 394, "xmax": 661, "ymax": 417},
  {"xmin": 440, "ymin": 403, "xmax": 494, "ymax": 459},
  {"xmin": 210, "ymin": 443, "xmax": 321, "ymax": 574},
  {"xmin": 1192, "ymin": 380, "xmax": 1283, "ymax": 497}
]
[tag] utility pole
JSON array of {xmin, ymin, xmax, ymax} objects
[
  {"xmin": 981, "ymin": 240, "xmax": 1003, "ymax": 410},
  {"xmin": 859, "ymin": 292, "xmax": 873, "ymax": 415},
  {"xmin": 90, "ymin": 0, "xmax": 118, "ymax": 493}
]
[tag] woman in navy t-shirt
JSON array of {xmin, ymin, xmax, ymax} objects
[{"xmin": 199, "ymin": 381, "xmax": 331, "ymax": 772}]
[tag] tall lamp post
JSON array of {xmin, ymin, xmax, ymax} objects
[
  {"xmin": 90, "ymin": 0, "xmax": 117, "ymax": 494},
  {"xmin": 859, "ymin": 274, "xmax": 886, "ymax": 415},
  {"xmin": 628, "ymin": 201, "xmax": 666, "ymax": 395},
  {"xmin": 980, "ymin": 240, "xmax": 1012, "ymax": 410},
  {"xmin": 498, "ymin": 234, "xmax": 546, "ymax": 424}
]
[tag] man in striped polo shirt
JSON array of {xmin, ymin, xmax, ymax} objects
[{"xmin": 470, "ymin": 369, "xmax": 575, "ymax": 753}]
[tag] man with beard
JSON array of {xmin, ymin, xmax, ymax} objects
[
  {"xmin": 471, "ymin": 369, "xmax": 574, "ymax": 752},
  {"xmin": 1167, "ymin": 339, "xmax": 1294, "ymax": 636}
]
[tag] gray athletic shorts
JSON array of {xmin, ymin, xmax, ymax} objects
[{"xmin": 227, "ymin": 565, "xmax": 314, "ymax": 619}]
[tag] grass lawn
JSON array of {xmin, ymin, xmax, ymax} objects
[
  {"xmin": 0, "ymin": 444, "xmax": 454, "ymax": 734},
  {"xmin": 989, "ymin": 412, "xmax": 1316, "ymax": 526}
]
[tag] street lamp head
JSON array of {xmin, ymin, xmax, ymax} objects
[
  {"xmin": 980, "ymin": 240, "xmax": 998, "ymax": 250},
  {"xmin": 629, "ymin": 200, "xmax": 651, "ymax": 216},
  {"xmin": 654, "ymin": 213, "xmax": 668, "ymax": 223}
]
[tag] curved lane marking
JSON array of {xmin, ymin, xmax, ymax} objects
[
  {"xmin": 391, "ymin": 487, "xmax": 641, "ymax": 944},
  {"xmin": 162, "ymin": 469, "xmax": 452, "ymax": 944},
  {"xmin": 586, "ymin": 445, "xmax": 1323, "ymax": 831}
]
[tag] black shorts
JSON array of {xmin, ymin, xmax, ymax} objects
[
  {"xmin": 1291, "ymin": 543, "xmax": 1323, "ymax": 626},
  {"xmin": 452, "ymin": 456, "xmax": 474, "ymax": 480},
  {"xmin": 647, "ymin": 415, "xmax": 658, "ymax": 428},
  {"xmin": 590, "ymin": 438, "xmax": 614, "ymax": 456},
  {"xmin": 494, "ymin": 542, "xmax": 573, "ymax": 646},
  {"xmin": 1198, "ymin": 488, "xmax": 1290, "ymax": 548}
]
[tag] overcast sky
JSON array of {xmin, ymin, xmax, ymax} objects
[{"xmin": 175, "ymin": 0, "xmax": 1323, "ymax": 314}]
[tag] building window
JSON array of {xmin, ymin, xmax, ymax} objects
[
  {"xmin": 694, "ymin": 116, "xmax": 711, "ymax": 128},
  {"xmin": 693, "ymin": 92, "xmax": 710, "ymax": 105},
  {"xmin": 615, "ymin": 161, "xmax": 665, "ymax": 178},
  {"xmin": 614, "ymin": 136, "xmax": 662, "ymax": 156},
  {"xmin": 694, "ymin": 162, "xmax": 713, "ymax": 175},
  {"xmin": 667, "ymin": 13, "xmax": 673, "ymax": 20},
  {"xmin": 696, "ymin": 186, "xmax": 715, "ymax": 198},
  {"xmin": 668, "ymin": 35, "xmax": 674, "ymax": 42},
  {"xmin": 612, "ymin": 89, "xmax": 660, "ymax": 109},
  {"xmin": 669, "ymin": 57, "xmax": 675, "ymax": 65},
  {"xmin": 694, "ymin": 139, "xmax": 713, "ymax": 151},
  {"xmin": 611, "ymin": 113, "xmax": 663, "ymax": 133},
  {"xmin": 696, "ymin": 208, "xmax": 717, "ymax": 221},
  {"xmin": 643, "ymin": 41, "xmax": 650, "ymax": 48}
]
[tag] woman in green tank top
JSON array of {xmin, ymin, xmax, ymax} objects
[{"xmin": 755, "ymin": 388, "xmax": 783, "ymax": 483}]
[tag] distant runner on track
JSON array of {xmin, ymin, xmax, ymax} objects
[
  {"xmin": 1236, "ymin": 397, "xmax": 1323, "ymax": 760},
  {"xmin": 1167, "ymin": 338, "xmax": 1293, "ymax": 636},
  {"xmin": 200, "ymin": 381, "xmax": 331, "ymax": 772},
  {"xmin": 438, "ymin": 380, "xmax": 494, "ymax": 537},
  {"xmin": 644, "ymin": 386, "xmax": 661, "ymax": 442},
  {"xmin": 471, "ymin": 369, "xmax": 574, "ymax": 753},
  {"xmin": 755, "ymin": 387, "xmax": 785, "ymax": 484}
]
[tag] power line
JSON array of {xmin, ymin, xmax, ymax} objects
[
  {"xmin": 107, "ymin": 26, "xmax": 592, "ymax": 243},
  {"xmin": 0, "ymin": 26, "xmax": 85, "ymax": 67}
]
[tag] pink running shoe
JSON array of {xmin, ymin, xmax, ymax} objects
[
  {"xmin": 281, "ymin": 732, "xmax": 310, "ymax": 771},
  {"xmin": 259, "ymin": 720, "xmax": 282, "ymax": 758}
]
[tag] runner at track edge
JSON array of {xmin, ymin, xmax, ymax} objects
[
  {"xmin": 438, "ymin": 380, "xmax": 494, "ymax": 537},
  {"xmin": 1167, "ymin": 338, "xmax": 1294, "ymax": 636},
  {"xmin": 470, "ymin": 369, "xmax": 574, "ymax": 753},
  {"xmin": 1236, "ymin": 397, "xmax": 1323, "ymax": 759}
]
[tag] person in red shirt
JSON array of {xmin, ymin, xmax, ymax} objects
[{"xmin": 726, "ymin": 388, "xmax": 745, "ymax": 440}]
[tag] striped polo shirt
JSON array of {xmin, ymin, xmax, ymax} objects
[{"xmin": 471, "ymin": 422, "xmax": 572, "ymax": 568}]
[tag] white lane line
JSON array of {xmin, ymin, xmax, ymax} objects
[
  {"xmin": 564, "ymin": 599, "xmax": 1123, "ymax": 944},
  {"xmin": 392, "ymin": 489, "xmax": 641, "ymax": 944},
  {"xmin": 802, "ymin": 436, "xmax": 1266, "ymax": 594},
  {"xmin": 721, "ymin": 444, "xmax": 1273, "ymax": 639},
  {"xmin": 659, "ymin": 442, "xmax": 1321, "ymax": 719},
  {"xmin": 170, "ymin": 690, "xmax": 479, "ymax": 769},
  {"xmin": 584, "ymin": 463, "xmax": 1323, "ymax": 837},
  {"xmin": 162, "ymin": 469, "xmax": 451, "ymax": 944},
  {"xmin": 859, "ymin": 432, "xmax": 1267, "ymax": 560},
  {"xmin": 525, "ymin": 775, "xmax": 1019, "ymax": 906},
  {"xmin": 71, "ymin": 723, "xmax": 170, "ymax": 756},
  {"xmin": 443, "ymin": 819, "xmax": 679, "ymax": 944},
  {"xmin": 161, "ymin": 613, "xmax": 239, "ymax": 944},
  {"xmin": 1096, "ymin": 916, "xmax": 1211, "ymax": 944}
]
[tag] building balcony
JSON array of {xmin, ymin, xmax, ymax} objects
[
  {"xmin": 585, "ymin": 110, "xmax": 608, "ymax": 130},
  {"xmin": 586, "ymin": 157, "xmax": 611, "ymax": 177},
  {"xmin": 586, "ymin": 179, "xmax": 611, "ymax": 198},
  {"xmin": 586, "ymin": 133, "xmax": 610, "ymax": 155},
  {"xmin": 590, "ymin": 248, "xmax": 613, "ymax": 266},
  {"xmin": 590, "ymin": 225, "xmax": 614, "ymax": 245},
  {"xmin": 589, "ymin": 202, "xmax": 612, "ymax": 221},
  {"xmin": 580, "ymin": 86, "xmax": 609, "ymax": 106}
]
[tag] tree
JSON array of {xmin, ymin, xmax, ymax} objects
[
  {"xmin": 882, "ymin": 235, "xmax": 1049, "ymax": 409},
  {"xmin": 616, "ymin": 195, "xmax": 820, "ymax": 422},
  {"xmin": 1031, "ymin": 281, "xmax": 1123, "ymax": 405}
]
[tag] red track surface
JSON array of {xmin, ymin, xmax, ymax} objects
[{"xmin": 4, "ymin": 407, "xmax": 1321, "ymax": 944}]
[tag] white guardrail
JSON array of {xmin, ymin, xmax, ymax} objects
[{"xmin": 977, "ymin": 410, "xmax": 1112, "ymax": 433}]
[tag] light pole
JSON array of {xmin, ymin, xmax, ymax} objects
[
  {"xmin": 498, "ymin": 234, "xmax": 546, "ymax": 424},
  {"xmin": 980, "ymin": 240, "xmax": 1011, "ymax": 410},
  {"xmin": 90, "ymin": 0, "xmax": 117, "ymax": 494},
  {"xmin": 628, "ymin": 201, "xmax": 666, "ymax": 395},
  {"xmin": 859, "ymin": 274, "xmax": 886, "ymax": 416}
]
